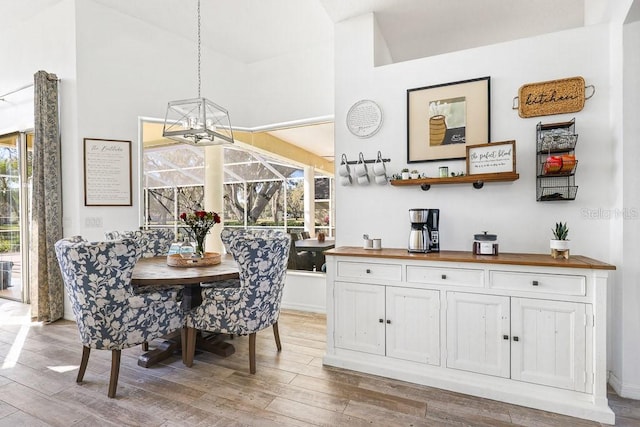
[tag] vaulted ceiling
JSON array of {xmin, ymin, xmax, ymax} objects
[{"xmin": 3, "ymin": 0, "xmax": 628, "ymax": 161}]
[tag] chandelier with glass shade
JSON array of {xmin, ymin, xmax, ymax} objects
[{"xmin": 162, "ymin": 0, "xmax": 234, "ymax": 146}]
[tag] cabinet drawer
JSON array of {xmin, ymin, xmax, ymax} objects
[
  {"xmin": 406, "ymin": 265, "xmax": 483, "ymax": 287},
  {"xmin": 337, "ymin": 261, "xmax": 401, "ymax": 281},
  {"xmin": 489, "ymin": 271, "xmax": 585, "ymax": 296}
]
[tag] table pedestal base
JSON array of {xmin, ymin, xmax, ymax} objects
[{"xmin": 138, "ymin": 328, "xmax": 235, "ymax": 368}]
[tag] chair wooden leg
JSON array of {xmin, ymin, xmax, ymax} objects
[
  {"xmin": 108, "ymin": 349, "xmax": 121, "ymax": 398},
  {"xmin": 142, "ymin": 341, "xmax": 149, "ymax": 351},
  {"xmin": 184, "ymin": 327, "xmax": 197, "ymax": 368},
  {"xmin": 273, "ymin": 322, "xmax": 282, "ymax": 352},
  {"xmin": 249, "ymin": 333, "xmax": 256, "ymax": 374},
  {"xmin": 77, "ymin": 345, "xmax": 91, "ymax": 383},
  {"xmin": 181, "ymin": 327, "xmax": 187, "ymax": 362}
]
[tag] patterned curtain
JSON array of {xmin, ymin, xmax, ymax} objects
[{"xmin": 30, "ymin": 70, "xmax": 64, "ymax": 322}]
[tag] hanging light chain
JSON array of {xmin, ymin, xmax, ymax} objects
[{"xmin": 197, "ymin": 0, "xmax": 202, "ymax": 99}]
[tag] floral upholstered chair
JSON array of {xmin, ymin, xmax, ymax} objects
[
  {"xmin": 219, "ymin": 228, "xmax": 283, "ymax": 254},
  {"xmin": 205, "ymin": 228, "xmax": 285, "ymax": 290},
  {"xmin": 105, "ymin": 229, "xmax": 175, "ymax": 258},
  {"xmin": 184, "ymin": 232, "xmax": 291, "ymax": 373},
  {"xmin": 54, "ymin": 237, "xmax": 184, "ymax": 398}
]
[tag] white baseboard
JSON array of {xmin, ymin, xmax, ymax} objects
[{"xmin": 609, "ymin": 372, "xmax": 640, "ymax": 400}]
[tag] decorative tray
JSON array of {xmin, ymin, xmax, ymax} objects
[{"xmin": 166, "ymin": 252, "xmax": 221, "ymax": 268}]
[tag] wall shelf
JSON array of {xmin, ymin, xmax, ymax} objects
[{"xmin": 389, "ymin": 172, "xmax": 519, "ymax": 191}]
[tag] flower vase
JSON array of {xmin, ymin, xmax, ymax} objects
[{"xmin": 195, "ymin": 235, "xmax": 206, "ymax": 258}]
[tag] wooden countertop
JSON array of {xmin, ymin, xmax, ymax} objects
[{"xmin": 325, "ymin": 247, "xmax": 616, "ymax": 270}]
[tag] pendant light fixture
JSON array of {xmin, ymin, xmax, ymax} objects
[{"xmin": 162, "ymin": 0, "xmax": 234, "ymax": 145}]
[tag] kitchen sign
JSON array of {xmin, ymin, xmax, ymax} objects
[
  {"xmin": 466, "ymin": 140, "xmax": 516, "ymax": 175},
  {"xmin": 514, "ymin": 76, "xmax": 594, "ymax": 118}
]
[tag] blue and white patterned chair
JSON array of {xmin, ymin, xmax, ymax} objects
[
  {"xmin": 203, "ymin": 228, "xmax": 286, "ymax": 290},
  {"xmin": 54, "ymin": 237, "xmax": 184, "ymax": 398},
  {"xmin": 105, "ymin": 228, "xmax": 180, "ymax": 352},
  {"xmin": 185, "ymin": 232, "xmax": 291, "ymax": 373},
  {"xmin": 105, "ymin": 229, "xmax": 175, "ymax": 258}
]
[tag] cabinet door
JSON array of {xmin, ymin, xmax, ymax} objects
[
  {"xmin": 334, "ymin": 281, "xmax": 385, "ymax": 355},
  {"xmin": 386, "ymin": 287, "xmax": 440, "ymax": 365},
  {"xmin": 511, "ymin": 298, "xmax": 586, "ymax": 392},
  {"xmin": 446, "ymin": 292, "xmax": 510, "ymax": 378}
]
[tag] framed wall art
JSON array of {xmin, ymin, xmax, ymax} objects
[
  {"xmin": 84, "ymin": 138, "xmax": 132, "ymax": 206},
  {"xmin": 466, "ymin": 140, "xmax": 516, "ymax": 175},
  {"xmin": 407, "ymin": 76, "xmax": 490, "ymax": 163}
]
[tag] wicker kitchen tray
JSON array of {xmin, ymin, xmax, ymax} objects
[
  {"xmin": 514, "ymin": 76, "xmax": 593, "ymax": 118},
  {"xmin": 166, "ymin": 252, "xmax": 221, "ymax": 267}
]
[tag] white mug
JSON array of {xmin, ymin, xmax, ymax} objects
[
  {"xmin": 355, "ymin": 161, "xmax": 368, "ymax": 177},
  {"xmin": 373, "ymin": 160, "xmax": 386, "ymax": 176},
  {"xmin": 338, "ymin": 163, "xmax": 350, "ymax": 177},
  {"xmin": 357, "ymin": 174, "xmax": 370, "ymax": 185},
  {"xmin": 363, "ymin": 239, "xmax": 373, "ymax": 249},
  {"xmin": 375, "ymin": 174, "xmax": 387, "ymax": 185},
  {"xmin": 340, "ymin": 175, "xmax": 352, "ymax": 186},
  {"xmin": 372, "ymin": 238, "xmax": 382, "ymax": 250}
]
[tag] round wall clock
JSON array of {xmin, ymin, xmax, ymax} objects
[{"xmin": 346, "ymin": 99, "xmax": 383, "ymax": 138}]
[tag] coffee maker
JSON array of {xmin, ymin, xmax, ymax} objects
[{"xmin": 408, "ymin": 208, "xmax": 440, "ymax": 253}]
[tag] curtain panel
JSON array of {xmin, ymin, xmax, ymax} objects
[{"xmin": 30, "ymin": 70, "xmax": 64, "ymax": 322}]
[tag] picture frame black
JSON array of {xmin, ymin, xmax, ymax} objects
[{"xmin": 407, "ymin": 76, "xmax": 490, "ymax": 163}]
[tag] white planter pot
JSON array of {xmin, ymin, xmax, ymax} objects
[
  {"xmin": 410, "ymin": 173, "xmax": 420, "ymax": 179},
  {"xmin": 550, "ymin": 239, "xmax": 570, "ymax": 250},
  {"xmin": 401, "ymin": 172, "xmax": 410, "ymax": 180}
]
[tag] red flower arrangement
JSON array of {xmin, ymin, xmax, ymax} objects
[{"xmin": 179, "ymin": 210, "xmax": 221, "ymax": 256}]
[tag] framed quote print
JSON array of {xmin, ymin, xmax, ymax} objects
[{"xmin": 83, "ymin": 138, "xmax": 132, "ymax": 206}]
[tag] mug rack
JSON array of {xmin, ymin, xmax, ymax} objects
[{"xmin": 340, "ymin": 151, "xmax": 391, "ymax": 165}]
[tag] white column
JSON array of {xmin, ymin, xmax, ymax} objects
[
  {"xmin": 204, "ymin": 145, "xmax": 224, "ymax": 254},
  {"xmin": 304, "ymin": 165, "xmax": 315, "ymax": 237}
]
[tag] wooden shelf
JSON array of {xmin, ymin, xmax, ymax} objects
[{"xmin": 389, "ymin": 172, "xmax": 519, "ymax": 191}]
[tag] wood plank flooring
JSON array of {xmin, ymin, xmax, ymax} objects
[{"xmin": 1, "ymin": 299, "xmax": 639, "ymax": 426}]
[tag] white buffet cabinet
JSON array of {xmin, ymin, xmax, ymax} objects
[{"xmin": 323, "ymin": 247, "xmax": 615, "ymax": 424}]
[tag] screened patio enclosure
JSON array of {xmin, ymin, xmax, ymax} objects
[{"xmin": 142, "ymin": 141, "xmax": 334, "ymax": 241}]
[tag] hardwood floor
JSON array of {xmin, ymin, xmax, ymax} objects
[{"xmin": 1, "ymin": 299, "xmax": 639, "ymax": 426}]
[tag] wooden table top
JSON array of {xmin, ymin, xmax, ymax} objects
[
  {"xmin": 325, "ymin": 246, "xmax": 616, "ymax": 270},
  {"xmin": 132, "ymin": 255, "xmax": 240, "ymax": 286}
]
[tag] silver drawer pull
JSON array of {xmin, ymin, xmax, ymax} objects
[
  {"xmin": 366, "ymin": 269, "xmax": 371, "ymax": 274},
  {"xmin": 441, "ymin": 274, "xmax": 447, "ymax": 280},
  {"xmin": 532, "ymin": 280, "xmax": 539, "ymax": 286}
]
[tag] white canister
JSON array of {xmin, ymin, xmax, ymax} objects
[{"xmin": 473, "ymin": 232, "xmax": 499, "ymax": 255}]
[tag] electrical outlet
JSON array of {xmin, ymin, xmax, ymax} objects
[{"xmin": 85, "ymin": 217, "xmax": 103, "ymax": 228}]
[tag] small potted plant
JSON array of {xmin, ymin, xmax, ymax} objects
[
  {"xmin": 401, "ymin": 168, "xmax": 410, "ymax": 180},
  {"xmin": 550, "ymin": 221, "xmax": 570, "ymax": 258},
  {"xmin": 410, "ymin": 169, "xmax": 420, "ymax": 179}
]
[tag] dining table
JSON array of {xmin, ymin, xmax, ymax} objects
[
  {"xmin": 294, "ymin": 238, "xmax": 335, "ymax": 270},
  {"xmin": 131, "ymin": 255, "xmax": 239, "ymax": 368}
]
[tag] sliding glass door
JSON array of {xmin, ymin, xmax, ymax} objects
[{"xmin": 0, "ymin": 132, "xmax": 32, "ymax": 302}]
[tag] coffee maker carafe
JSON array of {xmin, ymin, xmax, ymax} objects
[{"xmin": 408, "ymin": 208, "xmax": 439, "ymax": 253}]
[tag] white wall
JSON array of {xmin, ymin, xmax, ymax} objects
[
  {"xmin": 335, "ymin": 14, "xmax": 613, "ymax": 263},
  {"xmin": 609, "ymin": 17, "xmax": 640, "ymax": 399},
  {"xmin": 0, "ymin": 0, "xmax": 77, "ymax": 136},
  {"xmin": 333, "ymin": 13, "xmax": 640, "ymax": 395},
  {"xmin": 247, "ymin": 42, "xmax": 334, "ymax": 127}
]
